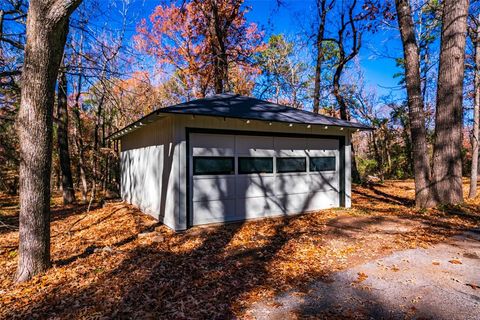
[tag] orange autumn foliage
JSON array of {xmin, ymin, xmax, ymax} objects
[{"xmin": 134, "ymin": 0, "xmax": 264, "ymax": 98}]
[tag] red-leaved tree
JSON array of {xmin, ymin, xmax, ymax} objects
[{"xmin": 135, "ymin": 0, "xmax": 263, "ymax": 98}]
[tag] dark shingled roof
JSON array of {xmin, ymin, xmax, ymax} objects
[{"xmin": 110, "ymin": 94, "xmax": 372, "ymax": 139}]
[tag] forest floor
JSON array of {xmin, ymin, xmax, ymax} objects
[{"xmin": 0, "ymin": 180, "xmax": 479, "ymax": 319}]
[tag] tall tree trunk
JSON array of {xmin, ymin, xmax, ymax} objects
[
  {"xmin": 72, "ymin": 77, "xmax": 88, "ymax": 203},
  {"xmin": 114, "ymin": 139, "xmax": 121, "ymax": 191},
  {"xmin": 102, "ymin": 112, "xmax": 108, "ymax": 192},
  {"xmin": 57, "ymin": 66, "xmax": 76, "ymax": 204},
  {"xmin": 350, "ymin": 144, "xmax": 361, "ymax": 183},
  {"xmin": 333, "ymin": 68, "xmax": 348, "ymax": 119},
  {"xmin": 201, "ymin": 0, "xmax": 239, "ymax": 94},
  {"xmin": 395, "ymin": 0, "xmax": 434, "ymax": 208},
  {"xmin": 469, "ymin": 18, "xmax": 480, "ymax": 199},
  {"xmin": 210, "ymin": 5, "xmax": 228, "ymax": 94},
  {"xmin": 385, "ymin": 134, "xmax": 392, "ymax": 176},
  {"xmin": 91, "ymin": 91, "xmax": 105, "ymax": 203},
  {"xmin": 0, "ymin": 10, "xmax": 5, "ymax": 40},
  {"xmin": 331, "ymin": 0, "xmax": 361, "ymax": 183},
  {"xmin": 313, "ymin": 0, "xmax": 331, "ymax": 113},
  {"xmin": 333, "ymin": 70, "xmax": 361, "ymax": 183},
  {"xmin": 16, "ymin": 0, "xmax": 82, "ymax": 283},
  {"xmin": 371, "ymin": 131, "xmax": 382, "ymax": 172},
  {"xmin": 400, "ymin": 115, "xmax": 413, "ymax": 176},
  {"xmin": 431, "ymin": 0, "xmax": 469, "ymax": 204},
  {"xmin": 212, "ymin": 44, "xmax": 224, "ymax": 93}
]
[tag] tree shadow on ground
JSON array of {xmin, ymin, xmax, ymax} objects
[
  {"xmin": 0, "ymin": 201, "xmax": 103, "ymax": 236},
  {"xmin": 354, "ymin": 185, "xmax": 414, "ymax": 206},
  {"xmin": 3, "ymin": 182, "xmax": 480, "ymax": 319},
  {"xmin": 3, "ymin": 212, "xmax": 327, "ymax": 319},
  {"xmin": 50, "ymin": 203, "xmax": 103, "ymax": 222}
]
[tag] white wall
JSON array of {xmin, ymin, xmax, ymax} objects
[
  {"xmin": 120, "ymin": 116, "xmax": 178, "ymax": 229},
  {"xmin": 345, "ymin": 133, "xmax": 352, "ymax": 208}
]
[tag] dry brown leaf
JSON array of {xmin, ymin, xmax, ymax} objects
[
  {"xmin": 390, "ymin": 265, "xmax": 400, "ymax": 272},
  {"xmin": 466, "ymin": 283, "xmax": 479, "ymax": 290},
  {"xmin": 449, "ymin": 259, "xmax": 463, "ymax": 265},
  {"xmin": 353, "ymin": 272, "xmax": 369, "ymax": 284}
]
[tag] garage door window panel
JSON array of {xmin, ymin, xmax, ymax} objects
[
  {"xmin": 238, "ymin": 157, "xmax": 273, "ymax": 174},
  {"xmin": 277, "ymin": 157, "xmax": 306, "ymax": 173},
  {"xmin": 193, "ymin": 157, "xmax": 235, "ymax": 175},
  {"xmin": 310, "ymin": 156, "xmax": 336, "ymax": 172}
]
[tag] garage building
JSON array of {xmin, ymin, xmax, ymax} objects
[{"xmin": 111, "ymin": 94, "xmax": 371, "ymax": 231}]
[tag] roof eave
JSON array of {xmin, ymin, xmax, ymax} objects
[
  {"xmin": 108, "ymin": 111, "xmax": 373, "ymax": 141},
  {"xmin": 106, "ymin": 110, "xmax": 168, "ymax": 140}
]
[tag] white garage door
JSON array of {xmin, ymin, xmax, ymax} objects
[{"xmin": 189, "ymin": 132, "xmax": 341, "ymax": 226}]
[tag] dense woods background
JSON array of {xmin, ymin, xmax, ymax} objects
[{"xmin": 0, "ymin": 0, "xmax": 479, "ymax": 281}]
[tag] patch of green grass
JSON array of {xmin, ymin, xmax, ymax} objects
[{"xmin": 93, "ymin": 268, "xmax": 104, "ymax": 274}]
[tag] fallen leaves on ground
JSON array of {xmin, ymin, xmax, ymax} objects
[
  {"xmin": 466, "ymin": 283, "xmax": 479, "ymax": 290},
  {"xmin": 353, "ymin": 272, "xmax": 369, "ymax": 284},
  {"xmin": 389, "ymin": 265, "xmax": 400, "ymax": 272},
  {"xmin": 0, "ymin": 180, "xmax": 479, "ymax": 319},
  {"xmin": 449, "ymin": 259, "xmax": 463, "ymax": 265}
]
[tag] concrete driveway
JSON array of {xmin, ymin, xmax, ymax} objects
[{"xmin": 247, "ymin": 230, "xmax": 480, "ymax": 320}]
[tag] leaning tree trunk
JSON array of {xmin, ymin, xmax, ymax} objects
[
  {"xmin": 395, "ymin": 0, "xmax": 434, "ymax": 208},
  {"xmin": 57, "ymin": 67, "xmax": 76, "ymax": 204},
  {"xmin": 469, "ymin": 19, "xmax": 480, "ymax": 199},
  {"xmin": 16, "ymin": 0, "xmax": 81, "ymax": 283},
  {"xmin": 431, "ymin": 0, "xmax": 469, "ymax": 205}
]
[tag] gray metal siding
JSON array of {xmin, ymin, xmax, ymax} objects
[
  {"xmin": 119, "ymin": 114, "xmax": 352, "ymax": 231},
  {"xmin": 120, "ymin": 116, "xmax": 177, "ymax": 229}
]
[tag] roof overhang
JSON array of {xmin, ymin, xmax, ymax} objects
[
  {"xmin": 107, "ymin": 94, "xmax": 374, "ymax": 140},
  {"xmin": 107, "ymin": 109, "xmax": 167, "ymax": 140},
  {"xmin": 107, "ymin": 111, "xmax": 373, "ymax": 141}
]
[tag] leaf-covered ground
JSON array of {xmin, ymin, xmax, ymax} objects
[{"xmin": 0, "ymin": 180, "xmax": 479, "ymax": 319}]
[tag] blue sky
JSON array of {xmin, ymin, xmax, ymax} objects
[
  {"xmin": 112, "ymin": 0, "xmax": 405, "ymax": 99},
  {"xmin": 243, "ymin": 0, "xmax": 404, "ymax": 96}
]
